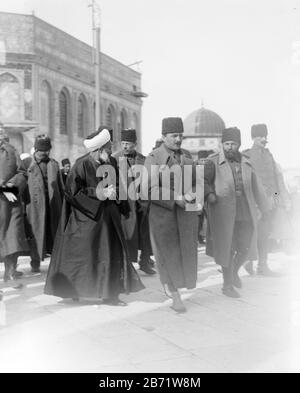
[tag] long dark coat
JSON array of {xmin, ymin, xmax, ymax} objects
[
  {"xmin": 204, "ymin": 150, "xmax": 270, "ymax": 267},
  {"xmin": 0, "ymin": 142, "xmax": 28, "ymax": 259},
  {"xmin": 113, "ymin": 150, "xmax": 152, "ymax": 262},
  {"xmin": 44, "ymin": 154, "xmax": 144, "ymax": 299},
  {"xmin": 142, "ymin": 144, "xmax": 199, "ymax": 290},
  {"xmin": 26, "ymin": 157, "xmax": 64, "ymax": 260}
]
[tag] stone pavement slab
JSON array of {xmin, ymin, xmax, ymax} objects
[{"xmin": 0, "ymin": 250, "xmax": 299, "ymax": 373}]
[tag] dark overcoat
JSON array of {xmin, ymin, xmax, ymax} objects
[
  {"xmin": 26, "ymin": 157, "xmax": 64, "ymax": 260},
  {"xmin": 204, "ymin": 150, "xmax": 270, "ymax": 267},
  {"xmin": 142, "ymin": 144, "xmax": 199, "ymax": 289},
  {"xmin": 0, "ymin": 142, "xmax": 28, "ymax": 259},
  {"xmin": 113, "ymin": 150, "xmax": 152, "ymax": 262},
  {"xmin": 44, "ymin": 154, "xmax": 144, "ymax": 299}
]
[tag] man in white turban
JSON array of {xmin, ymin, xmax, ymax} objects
[{"xmin": 45, "ymin": 127, "xmax": 144, "ymax": 305}]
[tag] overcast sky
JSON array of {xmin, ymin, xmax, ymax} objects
[{"xmin": 1, "ymin": 0, "xmax": 299, "ymax": 167}]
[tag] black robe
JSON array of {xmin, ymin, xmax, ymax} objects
[{"xmin": 44, "ymin": 154, "xmax": 144, "ymax": 299}]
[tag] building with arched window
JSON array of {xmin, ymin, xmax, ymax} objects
[{"xmin": 0, "ymin": 11, "xmax": 146, "ymax": 161}]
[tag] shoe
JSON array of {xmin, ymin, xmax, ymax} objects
[
  {"xmin": 31, "ymin": 267, "xmax": 41, "ymax": 273},
  {"xmin": 3, "ymin": 273, "xmax": 13, "ymax": 282},
  {"xmin": 139, "ymin": 264, "xmax": 156, "ymax": 275},
  {"xmin": 12, "ymin": 270, "xmax": 24, "ymax": 279},
  {"xmin": 232, "ymin": 272, "xmax": 242, "ymax": 289},
  {"xmin": 148, "ymin": 258, "xmax": 155, "ymax": 267},
  {"xmin": 103, "ymin": 297, "xmax": 127, "ymax": 307},
  {"xmin": 257, "ymin": 265, "xmax": 279, "ymax": 277},
  {"xmin": 170, "ymin": 291, "xmax": 187, "ymax": 313},
  {"xmin": 244, "ymin": 261, "xmax": 255, "ymax": 276},
  {"xmin": 222, "ymin": 286, "xmax": 241, "ymax": 298}
]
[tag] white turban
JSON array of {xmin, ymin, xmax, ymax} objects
[{"xmin": 83, "ymin": 129, "xmax": 111, "ymax": 152}]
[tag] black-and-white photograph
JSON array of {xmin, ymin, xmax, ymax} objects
[{"xmin": 0, "ymin": 0, "xmax": 299, "ymax": 375}]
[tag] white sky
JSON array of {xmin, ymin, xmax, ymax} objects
[{"xmin": 1, "ymin": 0, "xmax": 300, "ymax": 168}]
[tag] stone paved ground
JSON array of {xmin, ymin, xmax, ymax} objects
[{"xmin": 0, "ymin": 248, "xmax": 299, "ymax": 373}]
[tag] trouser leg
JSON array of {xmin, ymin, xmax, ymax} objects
[
  {"xmin": 28, "ymin": 238, "xmax": 40, "ymax": 270},
  {"xmin": 3, "ymin": 253, "xmax": 18, "ymax": 281},
  {"xmin": 222, "ymin": 262, "xmax": 233, "ymax": 289}
]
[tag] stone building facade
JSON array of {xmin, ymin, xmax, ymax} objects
[{"xmin": 0, "ymin": 11, "xmax": 145, "ymax": 163}]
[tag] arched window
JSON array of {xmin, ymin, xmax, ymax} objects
[
  {"xmin": 0, "ymin": 72, "xmax": 20, "ymax": 121},
  {"xmin": 77, "ymin": 94, "xmax": 87, "ymax": 137},
  {"xmin": 120, "ymin": 109, "xmax": 127, "ymax": 130},
  {"xmin": 59, "ymin": 89, "xmax": 69, "ymax": 135},
  {"xmin": 106, "ymin": 104, "xmax": 116, "ymax": 129},
  {"xmin": 40, "ymin": 81, "xmax": 52, "ymax": 135}
]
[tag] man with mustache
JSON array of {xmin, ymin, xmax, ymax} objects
[
  {"xmin": 142, "ymin": 117, "xmax": 199, "ymax": 313},
  {"xmin": 26, "ymin": 135, "xmax": 64, "ymax": 273},
  {"xmin": 243, "ymin": 124, "xmax": 291, "ymax": 276},
  {"xmin": 204, "ymin": 127, "xmax": 269, "ymax": 297},
  {"xmin": 113, "ymin": 128, "xmax": 156, "ymax": 275}
]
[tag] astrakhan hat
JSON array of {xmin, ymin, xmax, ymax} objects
[{"xmin": 162, "ymin": 117, "xmax": 184, "ymax": 135}]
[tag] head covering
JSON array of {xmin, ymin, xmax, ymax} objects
[
  {"xmin": 198, "ymin": 150, "xmax": 214, "ymax": 159},
  {"xmin": 153, "ymin": 138, "xmax": 163, "ymax": 150},
  {"xmin": 83, "ymin": 128, "xmax": 111, "ymax": 152},
  {"xmin": 34, "ymin": 135, "xmax": 52, "ymax": 151},
  {"xmin": 251, "ymin": 124, "xmax": 268, "ymax": 138},
  {"xmin": 221, "ymin": 127, "xmax": 241, "ymax": 145},
  {"xmin": 162, "ymin": 117, "xmax": 184, "ymax": 135},
  {"xmin": 121, "ymin": 128, "xmax": 137, "ymax": 143},
  {"xmin": 97, "ymin": 125, "xmax": 113, "ymax": 141},
  {"xmin": 20, "ymin": 153, "xmax": 32, "ymax": 170},
  {"xmin": 61, "ymin": 158, "xmax": 70, "ymax": 166}
]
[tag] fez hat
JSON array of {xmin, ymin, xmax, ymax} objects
[
  {"xmin": 83, "ymin": 128, "xmax": 111, "ymax": 152},
  {"xmin": 61, "ymin": 158, "xmax": 70, "ymax": 166},
  {"xmin": 121, "ymin": 128, "xmax": 137, "ymax": 143},
  {"xmin": 34, "ymin": 135, "xmax": 52, "ymax": 151},
  {"xmin": 221, "ymin": 127, "xmax": 241, "ymax": 145},
  {"xmin": 251, "ymin": 124, "xmax": 268, "ymax": 138},
  {"xmin": 162, "ymin": 117, "xmax": 184, "ymax": 135}
]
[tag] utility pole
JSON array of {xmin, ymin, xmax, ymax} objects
[{"xmin": 89, "ymin": 0, "xmax": 101, "ymax": 129}]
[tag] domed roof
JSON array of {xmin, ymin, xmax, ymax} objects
[{"xmin": 184, "ymin": 106, "xmax": 225, "ymax": 137}]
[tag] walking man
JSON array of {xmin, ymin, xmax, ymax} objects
[
  {"xmin": 26, "ymin": 135, "xmax": 64, "ymax": 272},
  {"xmin": 114, "ymin": 128, "xmax": 156, "ymax": 275},
  {"xmin": 204, "ymin": 127, "xmax": 269, "ymax": 298},
  {"xmin": 243, "ymin": 124, "xmax": 291, "ymax": 275},
  {"xmin": 143, "ymin": 117, "xmax": 199, "ymax": 313},
  {"xmin": 45, "ymin": 127, "xmax": 144, "ymax": 305},
  {"xmin": 0, "ymin": 123, "xmax": 28, "ymax": 281}
]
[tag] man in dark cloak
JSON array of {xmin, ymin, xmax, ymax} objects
[{"xmin": 44, "ymin": 127, "xmax": 144, "ymax": 305}]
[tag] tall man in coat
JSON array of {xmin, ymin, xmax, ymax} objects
[
  {"xmin": 26, "ymin": 135, "xmax": 64, "ymax": 272},
  {"xmin": 142, "ymin": 117, "xmax": 200, "ymax": 313},
  {"xmin": 243, "ymin": 124, "xmax": 291, "ymax": 275},
  {"xmin": 0, "ymin": 124, "xmax": 28, "ymax": 281},
  {"xmin": 44, "ymin": 127, "xmax": 144, "ymax": 304},
  {"xmin": 204, "ymin": 127, "xmax": 270, "ymax": 298},
  {"xmin": 113, "ymin": 129, "xmax": 156, "ymax": 275}
]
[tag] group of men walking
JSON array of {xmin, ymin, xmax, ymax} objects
[{"xmin": 0, "ymin": 117, "xmax": 290, "ymax": 312}]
